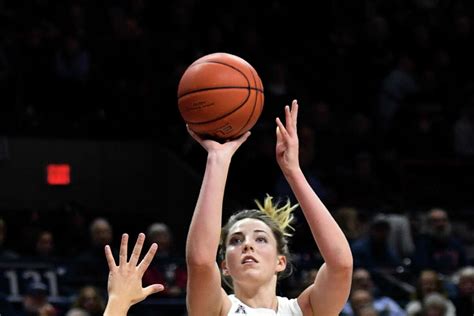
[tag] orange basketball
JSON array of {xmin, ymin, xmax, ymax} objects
[{"xmin": 177, "ymin": 52, "xmax": 264, "ymax": 140}]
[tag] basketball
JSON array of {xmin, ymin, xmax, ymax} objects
[{"xmin": 177, "ymin": 52, "xmax": 264, "ymax": 140}]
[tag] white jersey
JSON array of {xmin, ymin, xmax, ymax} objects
[{"xmin": 227, "ymin": 294, "xmax": 303, "ymax": 316}]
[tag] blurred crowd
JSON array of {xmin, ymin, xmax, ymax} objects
[
  {"xmin": 0, "ymin": 205, "xmax": 473, "ymax": 315},
  {"xmin": 1, "ymin": 0, "xmax": 474, "ymax": 315}
]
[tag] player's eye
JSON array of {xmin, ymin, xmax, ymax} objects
[{"xmin": 229, "ymin": 236, "xmax": 242, "ymax": 245}]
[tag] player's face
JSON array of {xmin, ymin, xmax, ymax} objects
[{"xmin": 223, "ymin": 218, "xmax": 286, "ymax": 284}]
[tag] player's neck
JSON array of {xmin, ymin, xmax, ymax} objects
[{"xmin": 233, "ymin": 282, "xmax": 278, "ymax": 311}]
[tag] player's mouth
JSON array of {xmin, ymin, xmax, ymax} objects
[{"xmin": 241, "ymin": 255, "xmax": 258, "ymax": 264}]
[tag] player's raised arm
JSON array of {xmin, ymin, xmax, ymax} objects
[
  {"xmin": 275, "ymin": 100, "xmax": 353, "ymax": 316},
  {"xmin": 185, "ymin": 127, "xmax": 250, "ymax": 316},
  {"xmin": 104, "ymin": 233, "xmax": 164, "ymax": 316}
]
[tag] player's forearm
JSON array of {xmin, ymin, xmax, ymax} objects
[
  {"xmin": 103, "ymin": 297, "xmax": 130, "ymax": 316},
  {"xmin": 186, "ymin": 153, "xmax": 231, "ymax": 265},
  {"xmin": 285, "ymin": 169, "xmax": 353, "ymax": 269}
]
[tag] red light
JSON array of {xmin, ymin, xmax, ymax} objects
[{"xmin": 47, "ymin": 164, "xmax": 71, "ymax": 185}]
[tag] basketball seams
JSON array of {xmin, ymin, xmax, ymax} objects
[
  {"xmin": 233, "ymin": 65, "xmax": 262, "ymax": 136},
  {"xmin": 178, "ymin": 86, "xmax": 263, "ymax": 99},
  {"xmin": 185, "ymin": 87, "xmax": 251, "ymax": 124},
  {"xmin": 178, "ymin": 60, "xmax": 259, "ymax": 98}
]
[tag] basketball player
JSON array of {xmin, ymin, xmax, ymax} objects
[{"xmin": 186, "ymin": 100, "xmax": 353, "ymax": 315}]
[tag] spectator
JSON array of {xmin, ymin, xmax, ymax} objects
[
  {"xmin": 342, "ymin": 268, "xmax": 406, "ymax": 316},
  {"xmin": 412, "ymin": 208, "xmax": 467, "ymax": 276},
  {"xmin": 373, "ymin": 213, "xmax": 415, "ymax": 260},
  {"xmin": 333, "ymin": 207, "xmax": 366, "ymax": 246},
  {"xmin": 451, "ymin": 266, "xmax": 474, "ymax": 316},
  {"xmin": 405, "ymin": 270, "xmax": 456, "ymax": 316},
  {"xmin": 18, "ymin": 281, "xmax": 57, "ymax": 316},
  {"xmin": 28, "ymin": 230, "xmax": 57, "ymax": 262},
  {"xmin": 76, "ymin": 217, "xmax": 117, "ymax": 288},
  {"xmin": 65, "ymin": 308, "xmax": 89, "ymax": 316},
  {"xmin": 421, "ymin": 292, "xmax": 452, "ymax": 316},
  {"xmin": 62, "ymin": 205, "xmax": 89, "ymax": 257},
  {"xmin": 142, "ymin": 222, "xmax": 187, "ymax": 297},
  {"xmin": 67, "ymin": 285, "xmax": 105, "ymax": 316},
  {"xmin": 351, "ymin": 215, "xmax": 402, "ymax": 273},
  {"xmin": 358, "ymin": 305, "xmax": 380, "ymax": 316},
  {"xmin": 343, "ymin": 289, "xmax": 380, "ymax": 316}
]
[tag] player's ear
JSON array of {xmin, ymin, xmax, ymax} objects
[
  {"xmin": 221, "ymin": 260, "xmax": 230, "ymax": 276},
  {"xmin": 276, "ymin": 255, "xmax": 287, "ymax": 273}
]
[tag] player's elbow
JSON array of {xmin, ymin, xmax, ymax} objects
[
  {"xmin": 329, "ymin": 251, "xmax": 353, "ymax": 273},
  {"xmin": 339, "ymin": 250, "xmax": 353, "ymax": 271},
  {"xmin": 327, "ymin": 259, "xmax": 353, "ymax": 283}
]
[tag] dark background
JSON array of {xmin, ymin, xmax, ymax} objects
[
  {"xmin": 0, "ymin": 0, "xmax": 473, "ymax": 315},
  {"xmin": 1, "ymin": 0, "xmax": 473, "ymax": 242}
]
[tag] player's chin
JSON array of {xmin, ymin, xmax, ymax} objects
[{"xmin": 240, "ymin": 267, "xmax": 266, "ymax": 279}]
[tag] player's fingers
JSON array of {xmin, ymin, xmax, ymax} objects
[
  {"xmin": 119, "ymin": 233, "xmax": 129, "ymax": 266},
  {"xmin": 186, "ymin": 125, "xmax": 202, "ymax": 141},
  {"xmin": 285, "ymin": 104, "xmax": 296, "ymax": 135},
  {"xmin": 188, "ymin": 125, "xmax": 213, "ymax": 149},
  {"xmin": 234, "ymin": 131, "xmax": 251, "ymax": 147},
  {"xmin": 291, "ymin": 100, "xmax": 298, "ymax": 125},
  {"xmin": 104, "ymin": 245, "xmax": 117, "ymax": 271},
  {"xmin": 138, "ymin": 243, "xmax": 158, "ymax": 274},
  {"xmin": 129, "ymin": 233, "xmax": 145, "ymax": 266},
  {"xmin": 144, "ymin": 284, "xmax": 165, "ymax": 297},
  {"xmin": 275, "ymin": 117, "xmax": 289, "ymax": 139}
]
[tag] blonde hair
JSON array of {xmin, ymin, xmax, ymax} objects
[{"xmin": 254, "ymin": 195, "xmax": 297, "ymax": 237}]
